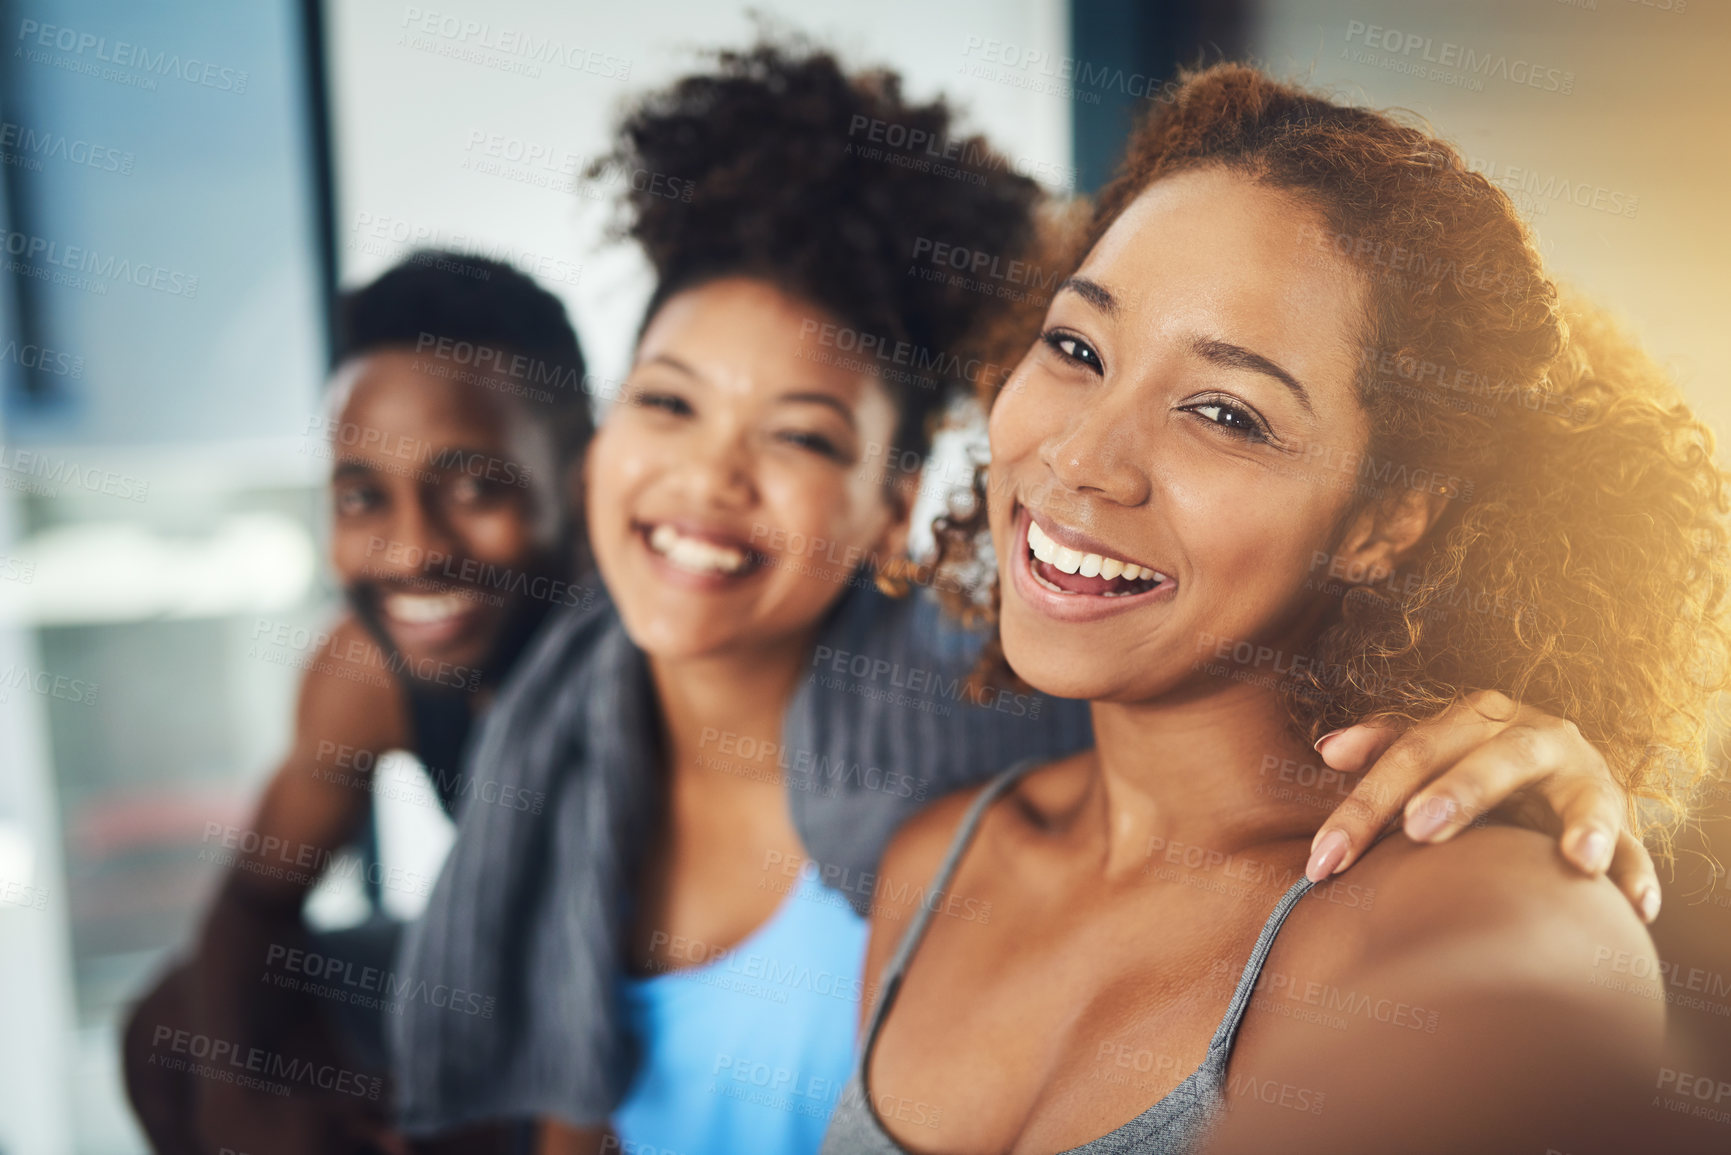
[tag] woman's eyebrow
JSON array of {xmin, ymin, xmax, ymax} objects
[
  {"xmin": 1058, "ymin": 275, "xmax": 1118, "ymax": 317},
  {"xmin": 1059, "ymin": 276, "xmax": 1316, "ymax": 414},
  {"xmin": 776, "ymin": 390, "xmax": 857, "ymax": 429},
  {"xmin": 1191, "ymin": 336, "xmax": 1315, "ymax": 415},
  {"xmin": 638, "ymin": 352, "xmax": 703, "ymax": 379}
]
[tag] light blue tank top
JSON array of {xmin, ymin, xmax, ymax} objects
[{"xmin": 613, "ymin": 864, "xmax": 869, "ymax": 1155}]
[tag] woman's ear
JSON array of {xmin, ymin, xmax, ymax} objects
[{"xmin": 1332, "ymin": 486, "xmax": 1450, "ymax": 585}]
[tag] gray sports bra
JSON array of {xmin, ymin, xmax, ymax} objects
[{"xmin": 820, "ymin": 758, "xmax": 1316, "ymax": 1155}]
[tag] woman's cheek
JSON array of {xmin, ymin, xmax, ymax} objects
[
  {"xmin": 986, "ymin": 379, "xmax": 1039, "ymax": 455},
  {"xmin": 584, "ymin": 432, "xmax": 644, "ymax": 532},
  {"xmin": 755, "ymin": 469, "xmax": 828, "ymax": 566},
  {"xmin": 763, "ymin": 469, "xmax": 877, "ymax": 588},
  {"xmin": 1201, "ymin": 474, "xmax": 1334, "ymax": 605},
  {"xmin": 988, "ymin": 377, "xmax": 1061, "ymax": 483}
]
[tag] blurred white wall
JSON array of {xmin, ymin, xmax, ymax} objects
[
  {"xmin": 0, "ymin": 542, "xmax": 76, "ymax": 1155},
  {"xmin": 328, "ymin": 0, "xmax": 1073, "ymax": 388}
]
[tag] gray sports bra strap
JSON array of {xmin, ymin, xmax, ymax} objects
[
  {"xmin": 835, "ymin": 779, "xmax": 1325, "ymax": 1155},
  {"xmin": 864, "ymin": 757, "xmax": 1043, "ymax": 1042},
  {"xmin": 1203, "ymin": 875, "xmax": 1317, "ymax": 1060}
]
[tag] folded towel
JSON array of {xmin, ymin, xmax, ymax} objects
[{"xmin": 390, "ymin": 579, "xmax": 1092, "ymax": 1132}]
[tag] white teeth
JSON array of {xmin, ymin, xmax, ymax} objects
[
  {"xmin": 1025, "ymin": 516, "xmax": 1165, "ymax": 586},
  {"xmin": 647, "ymin": 523, "xmax": 749, "ymax": 576},
  {"xmin": 382, "ymin": 592, "xmax": 467, "ymax": 624},
  {"xmin": 1027, "ymin": 518, "xmax": 1063, "ymax": 566}
]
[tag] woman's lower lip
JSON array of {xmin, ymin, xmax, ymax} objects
[{"xmin": 1007, "ymin": 507, "xmax": 1176, "ymax": 622}]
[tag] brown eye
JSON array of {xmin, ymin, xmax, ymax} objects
[
  {"xmin": 634, "ymin": 390, "xmax": 693, "ymax": 416},
  {"xmin": 1182, "ymin": 399, "xmax": 1272, "ymax": 443},
  {"xmin": 1043, "ymin": 329, "xmax": 1103, "ymax": 373},
  {"xmin": 776, "ymin": 429, "xmax": 844, "ymax": 460}
]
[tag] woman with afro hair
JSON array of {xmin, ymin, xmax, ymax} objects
[{"xmin": 393, "ymin": 42, "xmax": 1666, "ymax": 1155}]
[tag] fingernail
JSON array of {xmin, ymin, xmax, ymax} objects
[
  {"xmin": 1313, "ymin": 728, "xmax": 1347, "ymax": 755},
  {"xmin": 1404, "ymin": 795, "xmax": 1457, "ymax": 841},
  {"xmin": 1306, "ymin": 829, "xmax": 1350, "ymax": 881},
  {"xmin": 1572, "ymin": 829, "xmax": 1610, "ymax": 873},
  {"xmin": 1638, "ymin": 886, "xmax": 1661, "ymax": 924}
]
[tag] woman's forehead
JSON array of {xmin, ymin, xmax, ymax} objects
[
  {"xmin": 636, "ymin": 278, "xmax": 896, "ymax": 412},
  {"xmin": 1077, "ymin": 171, "xmax": 1369, "ymax": 385}
]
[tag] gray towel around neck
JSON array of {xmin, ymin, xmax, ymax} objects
[{"xmin": 389, "ymin": 579, "xmax": 1093, "ymax": 1133}]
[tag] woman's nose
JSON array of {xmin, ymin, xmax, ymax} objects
[
  {"xmin": 678, "ymin": 431, "xmax": 758, "ymax": 509},
  {"xmin": 1040, "ymin": 388, "xmax": 1152, "ymax": 507}
]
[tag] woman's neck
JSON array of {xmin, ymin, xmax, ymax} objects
[
  {"xmin": 647, "ymin": 629, "xmax": 818, "ymax": 782},
  {"xmin": 1085, "ymin": 680, "xmax": 1347, "ymax": 878}
]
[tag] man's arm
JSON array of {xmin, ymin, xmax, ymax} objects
[{"xmin": 192, "ymin": 613, "xmax": 409, "ymax": 1043}]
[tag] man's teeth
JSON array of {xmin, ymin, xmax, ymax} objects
[
  {"xmin": 1026, "ymin": 517, "xmax": 1165, "ymax": 583},
  {"xmin": 382, "ymin": 592, "xmax": 468, "ymax": 624},
  {"xmin": 648, "ymin": 523, "xmax": 750, "ymax": 576}
]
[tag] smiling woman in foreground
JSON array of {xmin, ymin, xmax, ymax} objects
[{"xmin": 822, "ymin": 65, "xmax": 1731, "ymax": 1155}]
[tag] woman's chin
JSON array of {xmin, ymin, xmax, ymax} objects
[
  {"xmin": 1000, "ymin": 617, "xmax": 1187, "ymax": 705},
  {"xmin": 999, "ymin": 642, "xmax": 1125, "ymax": 703},
  {"xmin": 1011, "ymin": 665, "xmax": 1128, "ymax": 704},
  {"xmin": 620, "ymin": 613, "xmax": 742, "ymax": 663}
]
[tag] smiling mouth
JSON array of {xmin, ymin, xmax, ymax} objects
[
  {"xmin": 380, "ymin": 590, "xmax": 483, "ymax": 626},
  {"xmin": 371, "ymin": 587, "xmax": 492, "ymax": 651},
  {"xmin": 1025, "ymin": 514, "xmax": 1172, "ymax": 598},
  {"xmin": 638, "ymin": 521, "xmax": 762, "ymax": 579}
]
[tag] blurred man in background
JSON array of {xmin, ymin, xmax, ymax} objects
[{"xmin": 120, "ymin": 251, "xmax": 595, "ymax": 1155}]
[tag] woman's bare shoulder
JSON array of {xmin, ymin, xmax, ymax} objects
[
  {"xmin": 1211, "ymin": 826, "xmax": 1665, "ymax": 1154},
  {"xmin": 874, "ymin": 775, "xmax": 999, "ymax": 925},
  {"xmin": 1245, "ymin": 823, "xmax": 1663, "ymax": 1081},
  {"xmin": 1339, "ymin": 823, "xmax": 1658, "ymax": 986},
  {"xmin": 871, "ymin": 753, "xmax": 1089, "ymax": 929}
]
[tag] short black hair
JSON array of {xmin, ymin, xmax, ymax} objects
[
  {"xmin": 334, "ymin": 250, "xmax": 593, "ymax": 464},
  {"xmin": 598, "ymin": 38, "xmax": 1046, "ymax": 461}
]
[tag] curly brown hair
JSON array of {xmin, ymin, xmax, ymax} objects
[
  {"xmin": 934, "ymin": 63, "xmax": 1731, "ymax": 832},
  {"xmin": 593, "ymin": 35, "xmax": 1046, "ymax": 462}
]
